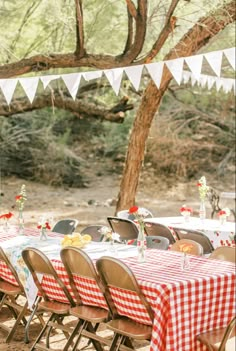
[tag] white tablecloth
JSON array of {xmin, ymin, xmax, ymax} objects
[{"xmin": 145, "ymin": 216, "xmax": 235, "ymax": 248}]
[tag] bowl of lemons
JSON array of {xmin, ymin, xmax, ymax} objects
[{"xmin": 61, "ymin": 233, "xmax": 92, "ymax": 248}]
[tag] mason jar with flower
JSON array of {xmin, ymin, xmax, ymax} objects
[
  {"xmin": 0, "ymin": 212, "xmax": 14, "ymax": 232},
  {"xmin": 128, "ymin": 206, "xmax": 149, "ymax": 263},
  {"xmin": 37, "ymin": 220, "xmax": 51, "ymax": 240},
  {"xmin": 218, "ymin": 208, "xmax": 231, "ymax": 225},
  {"xmin": 99, "ymin": 226, "xmax": 120, "ymax": 253},
  {"xmin": 15, "ymin": 184, "xmax": 27, "ymax": 235},
  {"xmin": 180, "ymin": 205, "xmax": 192, "ymax": 223},
  {"xmin": 197, "ymin": 176, "xmax": 209, "ymax": 221}
]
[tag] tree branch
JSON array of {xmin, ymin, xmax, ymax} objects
[{"xmin": 0, "ymin": 92, "xmax": 134, "ymax": 122}]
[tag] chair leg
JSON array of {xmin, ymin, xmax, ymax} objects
[
  {"xmin": 86, "ymin": 322, "xmax": 104, "ymax": 351},
  {"xmin": 109, "ymin": 333, "xmax": 121, "ymax": 351},
  {"xmin": 24, "ymin": 296, "xmax": 42, "ymax": 344},
  {"xmin": 63, "ymin": 318, "xmax": 84, "ymax": 351},
  {"xmin": 6, "ymin": 300, "xmax": 28, "ymax": 343},
  {"xmin": 31, "ymin": 313, "xmax": 55, "ymax": 351}
]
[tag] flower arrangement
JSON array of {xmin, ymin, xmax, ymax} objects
[
  {"xmin": 15, "ymin": 184, "xmax": 27, "ymax": 211},
  {"xmin": 0, "ymin": 212, "xmax": 14, "ymax": 220},
  {"xmin": 180, "ymin": 205, "xmax": 193, "ymax": 216},
  {"xmin": 37, "ymin": 220, "xmax": 51, "ymax": 240},
  {"xmin": 99, "ymin": 226, "xmax": 120, "ymax": 242},
  {"xmin": 218, "ymin": 208, "xmax": 231, "ymax": 219},
  {"xmin": 128, "ymin": 206, "xmax": 149, "ymax": 229},
  {"xmin": 197, "ymin": 176, "xmax": 209, "ymax": 201}
]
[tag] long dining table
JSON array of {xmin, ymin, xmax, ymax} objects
[{"xmin": 0, "ymin": 226, "xmax": 235, "ymax": 351}]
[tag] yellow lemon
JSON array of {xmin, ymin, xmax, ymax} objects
[{"xmin": 82, "ymin": 234, "xmax": 92, "ymax": 242}]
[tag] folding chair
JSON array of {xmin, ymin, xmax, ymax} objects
[
  {"xmin": 22, "ymin": 247, "xmax": 75, "ymax": 351},
  {"xmin": 170, "ymin": 239, "xmax": 203, "ymax": 256},
  {"xmin": 107, "ymin": 216, "xmax": 139, "ymax": 243},
  {"xmin": 0, "ymin": 247, "xmax": 28, "ymax": 343},
  {"xmin": 133, "ymin": 236, "xmax": 169, "ymax": 250},
  {"xmin": 96, "ymin": 256, "xmax": 154, "ymax": 351},
  {"xmin": 172, "ymin": 227, "xmax": 214, "ymax": 254},
  {"xmin": 52, "ymin": 219, "xmax": 78, "ymax": 235},
  {"xmin": 144, "ymin": 221, "xmax": 176, "ymax": 244},
  {"xmin": 60, "ymin": 246, "xmax": 110, "ymax": 351},
  {"xmin": 80, "ymin": 225, "xmax": 106, "ymax": 242},
  {"xmin": 209, "ymin": 246, "xmax": 235, "ymax": 263},
  {"xmin": 196, "ymin": 316, "xmax": 236, "ymax": 350}
]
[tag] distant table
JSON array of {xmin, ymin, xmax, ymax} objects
[{"xmin": 145, "ymin": 216, "xmax": 235, "ymax": 248}]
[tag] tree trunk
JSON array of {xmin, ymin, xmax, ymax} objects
[{"xmin": 116, "ymin": 1, "xmax": 235, "ymax": 212}]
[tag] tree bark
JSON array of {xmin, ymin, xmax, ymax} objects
[{"xmin": 116, "ymin": 0, "xmax": 235, "ymax": 212}]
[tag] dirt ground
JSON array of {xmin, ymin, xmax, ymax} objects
[{"xmin": 0, "ymin": 174, "xmax": 235, "ymax": 350}]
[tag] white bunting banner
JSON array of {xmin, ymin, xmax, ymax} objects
[
  {"xmin": 124, "ymin": 65, "xmax": 143, "ymax": 91},
  {"xmin": 215, "ymin": 78, "xmax": 223, "ymax": 92},
  {"xmin": 0, "ymin": 47, "xmax": 235, "ymax": 105},
  {"xmin": 19, "ymin": 77, "xmax": 39, "ymax": 103},
  {"xmin": 165, "ymin": 58, "xmax": 184, "ymax": 85},
  {"xmin": 223, "ymin": 48, "xmax": 235, "ymax": 70},
  {"xmin": 62, "ymin": 73, "xmax": 82, "ymax": 100},
  {"xmin": 185, "ymin": 54, "xmax": 203, "ymax": 79},
  {"xmin": 145, "ymin": 61, "xmax": 164, "ymax": 89},
  {"xmin": 40, "ymin": 75, "xmax": 60, "ymax": 89},
  {"xmin": 204, "ymin": 50, "xmax": 223, "ymax": 77},
  {"xmin": 0, "ymin": 78, "xmax": 18, "ymax": 104},
  {"xmin": 83, "ymin": 70, "xmax": 103, "ymax": 81},
  {"xmin": 207, "ymin": 76, "xmax": 216, "ymax": 90},
  {"xmin": 103, "ymin": 68, "xmax": 124, "ymax": 95}
]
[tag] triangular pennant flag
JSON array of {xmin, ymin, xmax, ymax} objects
[
  {"xmin": 204, "ymin": 50, "xmax": 223, "ymax": 77},
  {"xmin": 62, "ymin": 73, "xmax": 82, "ymax": 100},
  {"xmin": 82, "ymin": 70, "xmax": 102, "ymax": 81},
  {"xmin": 198, "ymin": 75, "xmax": 208, "ymax": 88},
  {"xmin": 165, "ymin": 58, "xmax": 184, "ymax": 85},
  {"xmin": 223, "ymin": 48, "xmax": 235, "ymax": 70},
  {"xmin": 145, "ymin": 61, "xmax": 164, "ymax": 89},
  {"xmin": 40, "ymin": 75, "xmax": 60, "ymax": 89},
  {"xmin": 207, "ymin": 76, "xmax": 216, "ymax": 90},
  {"xmin": 215, "ymin": 77, "xmax": 223, "ymax": 92},
  {"xmin": 182, "ymin": 71, "xmax": 191, "ymax": 84},
  {"xmin": 103, "ymin": 68, "xmax": 123, "ymax": 95},
  {"xmin": 191, "ymin": 75, "xmax": 197, "ymax": 87},
  {"xmin": 19, "ymin": 77, "xmax": 39, "ymax": 103},
  {"xmin": 0, "ymin": 78, "xmax": 18, "ymax": 105},
  {"xmin": 221, "ymin": 78, "xmax": 234, "ymax": 93},
  {"xmin": 185, "ymin": 54, "xmax": 203, "ymax": 79},
  {"xmin": 124, "ymin": 65, "xmax": 143, "ymax": 91}
]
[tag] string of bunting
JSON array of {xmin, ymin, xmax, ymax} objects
[{"xmin": 0, "ymin": 47, "xmax": 235, "ymax": 105}]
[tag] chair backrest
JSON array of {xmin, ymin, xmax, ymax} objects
[
  {"xmin": 96, "ymin": 256, "xmax": 154, "ymax": 325},
  {"xmin": 170, "ymin": 239, "xmax": 203, "ymax": 256},
  {"xmin": 218, "ymin": 316, "xmax": 236, "ymax": 351},
  {"xmin": 117, "ymin": 208, "xmax": 153, "ymax": 221},
  {"xmin": 52, "ymin": 219, "xmax": 78, "ymax": 235},
  {"xmin": 209, "ymin": 246, "xmax": 235, "ymax": 263},
  {"xmin": 60, "ymin": 246, "xmax": 108, "ymax": 309},
  {"xmin": 172, "ymin": 227, "xmax": 214, "ymax": 254},
  {"xmin": 107, "ymin": 216, "xmax": 139, "ymax": 242},
  {"xmin": 80, "ymin": 225, "xmax": 105, "ymax": 242},
  {"xmin": 144, "ymin": 221, "xmax": 176, "ymax": 244},
  {"xmin": 0, "ymin": 247, "xmax": 24, "ymax": 289},
  {"xmin": 133, "ymin": 236, "xmax": 169, "ymax": 250},
  {"xmin": 22, "ymin": 247, "xmax": 74, "ymax": 305}
]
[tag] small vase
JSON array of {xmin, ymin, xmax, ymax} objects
[
  {"xmin": 181, "ymin": 253, "xmax": 190, "ymax": 271},
  {"xmin": 4, "ymin": 220, "xmax": 9, "ymax": 233},
  {"xmin": 137, "ymin": 224, "xmax": 147, "ymax": 263},
  {"xmin": 18, "ymin": 209, "xmax": 24, "ymax": 235},
  {"xmin": 199, "ymin": 200, "xmax": 206, "ymax": 221},
  {"xmin": 40, "ymin": 228, "xmax": 48, "ymax": 241},
  {"xmin": 183, "ymin": 212, "xmax": 190, "ymax": 223},
  {"xmin": 219, "ymin": 216, "xmax": 226, "ymax": 226}
]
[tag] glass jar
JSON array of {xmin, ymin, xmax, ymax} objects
[
  {"xmin": 18, "ymin": 209, "xmax": 24, "ymax": 235},
  {"xmin": 40, "ymin": 228, "xmax": 48, "ymax": 241},
  {"xmin": 137, "ymin": 224, "xmax": 147, "ymax": 263},
  {"xmin": 199, "ymin": 199, "xmax": 206, "ymax": 221}
]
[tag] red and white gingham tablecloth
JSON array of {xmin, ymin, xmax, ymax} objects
[{"xmin": 0, "ymin": 227, "xmax": 235, "ymax": 351}]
